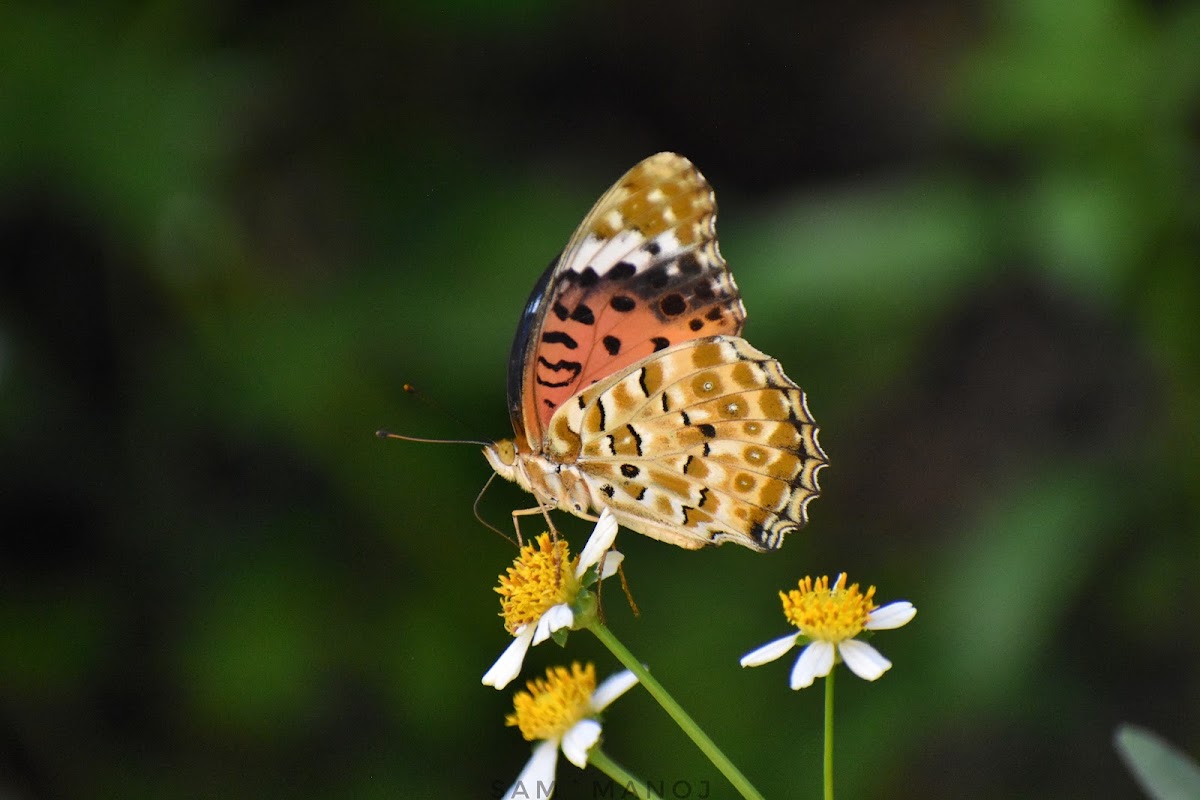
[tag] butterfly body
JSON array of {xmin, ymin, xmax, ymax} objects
[{"xmin": 485, "ymin": 153, "xmax": 825, "ymax": 551}]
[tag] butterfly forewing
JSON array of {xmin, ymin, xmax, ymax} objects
[{"xmin": 509, "ymin": 153, "xmax": 745, "ymax": 450}]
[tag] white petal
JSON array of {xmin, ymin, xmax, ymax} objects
[
  {"xmin": 503, "ymin": 739, "xmax": 559, "ymax": 799},
  {"xmin": 576, "ymin": 508, "xmax": 619, "ymax": 575},
  {"xmin": 739, "ymin": 632, "xmax": 801, "ymax": 667},
  {"xmin": 865, "ymin": 601, "xmax": 916, "ymax": 630},
  {"xmin": 533, "ymin": 604, "xmax": 574, "ymax": 645},
  {"xmin": 838, "ymin": 639, "xmax": 892, "ymax": 681},
  {"xmin": 561, "ymin": 719, "xmax": 602, "ymax": 768},
  {"xmin": 596, "ymin": 550, "xmax": 623, "ymax": 580},
  {"xmin": 482, "ymin": 626, "xmax": 535, "ymax": 689},
  {"xmin": 590, "ymin": 669, "xmax": 639, "ymax": 711},
  {"xmin": 790, "ymin": 641, "xmax": 835, "ymax": 690}
]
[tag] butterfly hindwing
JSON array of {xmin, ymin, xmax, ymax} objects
[{"xmin": 545, "ymin": 336, "xmax": 825, "ymax": 551}]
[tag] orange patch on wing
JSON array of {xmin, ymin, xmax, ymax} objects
[
  {"xmin": 766, "ymin": 452, "xmax": 802, "ymax": 482},
  {"xmin": 767, "ymin": 422, "xmax": 802, "ymax": 450},
  {"xmin": 690, "ymin": 341, "xmax": 726, "ymax": 370},
  {"xmin": 757, "ymin": 478, "xmax": 787, "ymax": 511},
  {"xmin": 647, "ymin": 468, "xmax": 691, "ymax": 499},
  {"xmin": 758, "ymin": 390, "xmax": 789, "ymax": 420},
  {"xmin": 655, "ymin": 493, "xmax": 674, "ymax": 517},
  {"xmin": 731, "ymin": 360, "xmax": 757, "ymax": 389},
  {"xmin": 548, "ymin": 415, "xmax": 582, "ymax": 461}
]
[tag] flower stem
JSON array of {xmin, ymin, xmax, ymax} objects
[
  {"xmin": 824, "ymin": 668, "xmax": 835, "ymax": 800},
  {"xmin": 589, "ymin": 747, "xmax": 664, "ymax": 800},
  {"xmin": 588, "ymin": 620, "xmax": 765, "ymax": 800}
]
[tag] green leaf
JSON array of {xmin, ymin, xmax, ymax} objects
[{"xmin": 1115, "ymin": 724, "xmax": 1200, "ymax": 800}]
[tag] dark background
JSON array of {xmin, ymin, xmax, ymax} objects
[{"xmin": 2, "ymin": 1, "xmax": 1198, "ymax": 798}]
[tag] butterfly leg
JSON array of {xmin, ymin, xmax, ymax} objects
[
  {"xmin": 511, "ymin": 501, "xmax": 579, "ymax": 586},
  {"xmin": 589, "ymin": 539, "xmax": 638, "ymax": 623},
  {"xmin": 510, "ymin": 503, "xmax": 560, "ymax": 548},
  {"xmin": 616, "ymin": 558, "xmax": 639, "ymax": 618}
]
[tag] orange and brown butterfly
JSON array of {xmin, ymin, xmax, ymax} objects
[{"xmin": 483, "ymin": 152, "xmax": 827, "ymax": 551}]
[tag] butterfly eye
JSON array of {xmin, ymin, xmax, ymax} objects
[{"xmin": 495, "ymin": 440, "xmax": 517, "ymax": 465}]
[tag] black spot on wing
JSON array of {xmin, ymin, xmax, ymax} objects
[
  {"xmin": 611, "ymin": 295, "xmax": 636, "ymax": 312},
  {"xmin": 535, "ymin": 357, "xmax": 582, "ymax": 388},
  {"xmin": 552, "ymin": 302, "xmax": 569, "ymax": 321},
  {"xmin": 570, "ymin": 303, "xmax": 595, "ymax": 325},
  {"xmin": 678, "ymin": 252, "xmax": 703, "ymax": 275},
  {"xmin": 621, "ymin": 464, "xmax": 640, "ymax": 478},
  {"xmin": 652, "ymin": 337, "xmax": 670, "ymax": 351},
  {"xmin": 698, "ymin": 423, "xmax": 717, "ymax": 438},
  {"xmin": 688, "ymin": 318, "xmax": 703, "ymax": 331},
  {"xmin": 705, "ymin": 307, "xmax": 723, "ymax": 321},
  {"xmin": 660, "ymin": 294, "xmax": 686, "ymax": 316},
  {"xmin": 542, "ymin": 330, "xmax": 578, "ymax": 349},
  {"xmin": 601, "ymin": 484, "xmax": 615, "ymax": 498},
  {"xmin": 577, "ymin": 267, "xmax": 599, "ymax": 287},
  {"xmin": 603, "ymin": 335, "xmax": 621, "ymax": 356},
  {"xmin": 608, "ymin": 262, "xmax": 636, "ymax": 280}
]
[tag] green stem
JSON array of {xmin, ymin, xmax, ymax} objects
[
  {"xmin": 589, "ymin": 747, "xmax": 664, "ymax": 800},
  {"xmin": 824, "ymin": 667, "xmax": 835, "ymax": 800},
  {"xmin": 588, "ymin": 620, "xmax": 765, "ymax": 800}
]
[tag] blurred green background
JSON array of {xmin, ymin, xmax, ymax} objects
[{"xmin": 2, "ymin": 1, "xmax": 1198, "ymax": 798}]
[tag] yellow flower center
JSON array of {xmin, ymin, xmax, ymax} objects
[
  {"xmin": 506, "ymin": 662, "xmax": 596, "ymax": 741},
  {"xmin": 780, "ymin": 575, "xmax": 877, "ymax": 643},
  {"xmin": 494, "ymin": 533, "xmax": 580, "ymax": 635}
]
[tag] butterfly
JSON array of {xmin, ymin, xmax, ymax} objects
[{"xmin": 483, "ymin": 153, "xmax": 826, "ymax": 551}]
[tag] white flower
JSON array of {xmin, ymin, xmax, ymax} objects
[
  {"xmin": 502, "ymin": 663, "xmax": 638, "ymax": 800},
  {"xmin": 740, "ymin": 574, "xmax": 916, "ymax": 690},
  {"xmin": 483, "ymin": 509, "xmax": 623, "ymax": 690}
]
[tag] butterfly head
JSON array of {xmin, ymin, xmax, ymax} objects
[{"xmin": 483, "ymin": 439, "xmax": 519, "ymax": 482}]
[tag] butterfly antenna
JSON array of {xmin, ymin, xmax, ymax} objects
[
  {"xmin": 377, "ymin": 384, "xmax": 493, "ymax": 446},
  {"xmin": 473, "ymin": 472, "xmax": 517, "ymax": 546},
  {"xmin": 401, "ymin": 382, "xmax": 485, "ymax": 436},
  {"xmin": 375, "ymin": 430, "xmax": 493, "ymax": 447}
]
